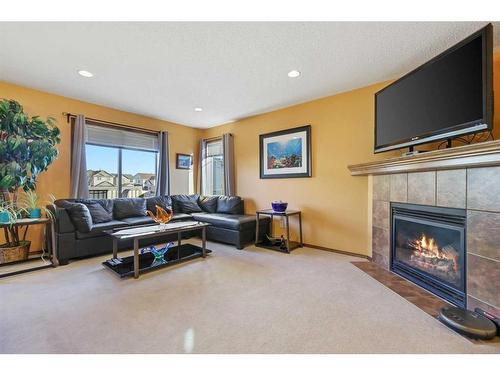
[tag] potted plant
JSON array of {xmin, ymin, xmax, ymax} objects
[
  {"xmin": 18, "ymin": 190, "xmax": 55, "ymax": 219},
  {"xmin": 0, "ymin": 99, "xmax": 60, "ymax": 263},
  {"xmin": 0, "ymin": 201, "xmax": 16, "ymax": 224},
  {"xmin": 0, "ymin": 200, "xmax": 30, "ymax": 263}
]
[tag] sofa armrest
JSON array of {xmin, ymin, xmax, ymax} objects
[{"xmin": 47, "ymin": 204, "xmax": 76, "ymax": 234}]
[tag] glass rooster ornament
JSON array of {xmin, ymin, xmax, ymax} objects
[{"xmin": 146, "ymin": 205, "xmax": 173, "ymax": 229}]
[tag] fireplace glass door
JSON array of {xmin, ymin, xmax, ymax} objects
[{"xmin": 391, "ymin": 203, "xmax": 466, "ymax": 307}]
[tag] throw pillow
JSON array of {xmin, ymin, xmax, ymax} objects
[
  {"xmin": 217, "ymin": 196, "xmax": 243, "ymax": 214},
  {"xmin": 171, "ymin": 194, "xmax": 202, "ymax": 214},
  {"xmin": 113, "ymin": 198, "xmax": 147, "ymax": 219},
  {"xmin": 66, "ymin": 203, "xmax": 93, "ymax": 233},
  {"xmin": 198, "ymin": 196, "xmax": 219, "ymax": 213},
  {"xmin": 85, "ymin": 201, "xmax": 113, "ymax": 224},
  {"xmin": 146, "ymin": 196, "xmax": 172, "ymax": 214}
]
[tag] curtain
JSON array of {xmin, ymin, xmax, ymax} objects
[
  {"xmin": 197, "ymin": 139, "xmax": 206, "ymax": 195},
  {"xmin": 223, "ymin": 133, "xmax": 235, "ymax": 196},
  {"xmin": 155, "ymin": 131, "xmax": 170, "ymax": 196},
  {"xmin": 70, "ymin": 115, "xmax": 89, "ymax": 199}
]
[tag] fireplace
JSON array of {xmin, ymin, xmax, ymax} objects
[{"xmin": 391, "ymin": 203, "xmax": 466, "ymax": 307}]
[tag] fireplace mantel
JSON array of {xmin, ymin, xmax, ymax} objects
[{"xmin": 348, "ymin": 140, "xmax": 500, "ymax": 176}]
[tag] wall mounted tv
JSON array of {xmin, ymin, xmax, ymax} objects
[{"xmin": 374, "ymin": 23, "xmax": 493, "ymax": 153}]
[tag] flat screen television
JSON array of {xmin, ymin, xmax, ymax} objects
[{"xmin": 374, "ymin": 24, "xmax": 493, "ymax": 153}]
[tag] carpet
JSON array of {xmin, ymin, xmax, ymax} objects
[{"xmin": 1, "ymin": 240, "xmax": 499, "ymax": 353}]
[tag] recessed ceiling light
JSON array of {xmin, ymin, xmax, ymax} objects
[
  {"xmin": 194, "ymin": 107, "xmax": 203, "ymax": 112},
  {"xmin": 287, "ymin": 70, "xmax": 301, "ymax": 78},
  {"xmin": 77, "ymin": 70, "xmax": 93, "ymax": 78}
]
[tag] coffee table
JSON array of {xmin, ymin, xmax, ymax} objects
[{"xmin": 103, "ymin": 221, "xmax": 210, "ymax": 278}]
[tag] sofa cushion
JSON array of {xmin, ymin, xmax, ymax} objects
[
  {"xmin": 171, "ymin": 194, "xmax": 202, "ymax": 214},
  {"xmin": 198, "ymin": 196, "xmax": 219, "ymax": 213},
  {"xmin": 113, "ymin": 198, "xmax": 147, "ymax": 219},
  {"xmin": 75, "ymin": 220, "xmax": 129, "ymax": 240},
  {"xmin": 121, "ymin": 216, "xmax": 156, "ymax": 226},
  {"xmin": 84, "ymin": 201, "xmax": 113, "ymax": 223},
  {"xmin": 66, "ymin": 203, "xmax": 93, "ymax": 233},
  {"xmin": 191, "ymin": 213, "xmax": 258, "ymax": 231},
  {"xmin": 146, "ymin": 196, "xmax": 172, "ymax": 214},
  {"xmin": 216, "ymin": 196, "xmax": 243, "ymax": 214}
]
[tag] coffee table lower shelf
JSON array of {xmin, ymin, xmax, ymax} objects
[{"xmin": 102, "ymin": 243, "xmax": 211, "ymax": 278}]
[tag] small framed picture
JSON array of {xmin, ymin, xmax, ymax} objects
[
  {"xmin": 176, "ymin": 153, "xmax": 193, "ymax": 170},
  {"xmin": 259, "ymin": 125, "xmax": 312, "ymax": 179}
]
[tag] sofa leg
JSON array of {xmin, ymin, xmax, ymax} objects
[
  {"xmin": 236, "ymin": 245, "xmax": 244, "ymax": 250},
  {"xmin": 58, "ymin": 258, "xmax": 69, "ymax": 266}
]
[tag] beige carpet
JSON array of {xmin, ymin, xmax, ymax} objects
[{"xmin": 1, "ymin": 241, "xmax": 499, "ymax": 354}]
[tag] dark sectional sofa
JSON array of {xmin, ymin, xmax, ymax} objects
[{"xmin": 50, "ymin": 194, "xmax": 270, "ymax": 265}]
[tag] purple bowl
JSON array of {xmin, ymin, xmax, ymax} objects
[{"xmin": 271, "ymin": 201, "xmax": 288, "ymax": 212}]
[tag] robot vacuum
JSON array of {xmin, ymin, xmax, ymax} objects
[{"xmin": 439, "ymin": 306, "xmax": 497, "ymax": 340}]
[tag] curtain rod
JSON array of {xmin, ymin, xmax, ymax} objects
[{"xmin": 62, "ymin": 112, "xmax": 160, "ymax": 135}]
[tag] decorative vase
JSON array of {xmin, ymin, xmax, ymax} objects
[
  {"xmin": 141, "ymin": 242, "xmax": 174, "ymax": 263},
  {"xmin": 146, "ymin": 205, "xmax": 173, "ymax": 229},
  {"xmin": 28, "ymin": 208, "xmax": 42, "ymax": 219},
  {"xmin": 271, "ymin": 201, "xmax": 288, "ymax": 212}
]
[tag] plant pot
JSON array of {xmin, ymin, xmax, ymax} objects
[
  {"xmin": 0, "ymin": 212, "xmax": 10, "ymax": 223},
  {"xmin": 0, "ymin": 240, "xmax": 31, "ymax": 264},
  {"xmin": 28, "ymin": 208, "xmax": 42, "ymax": 218}
]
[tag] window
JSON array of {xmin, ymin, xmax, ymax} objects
[
  {"xmin": 201, "ymin": 138, "xmax": 224, "ymax": 196},
  {"xmin": 85, "ymin": 123, "xmax": 159, "ymax": 199}
]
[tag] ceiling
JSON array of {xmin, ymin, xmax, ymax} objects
[{"xmin": 1, "ymin": 22, "xmax": 499, "ymax": 128}]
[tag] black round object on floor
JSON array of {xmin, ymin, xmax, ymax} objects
[{"xmin": 439, "ymin": 307, "xmax": 497, "ymax": 340}]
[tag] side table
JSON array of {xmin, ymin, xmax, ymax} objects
[
  {"xmin": 255, "ymin": 209, "xmax": 303, "ymax": 253},
  {"xmin": 0, "ymin": 218, "xmax": 57, "ymax": 278}
]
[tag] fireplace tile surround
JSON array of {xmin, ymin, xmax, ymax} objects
[
  {"xmin": 349, "ymin": 141, "xmax": 500, "ymax": 317},
  {"xmin": 371, "ymin": 168, "xmax": 499, "ymax": 315}
]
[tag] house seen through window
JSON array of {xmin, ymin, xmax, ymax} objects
[{"xmin": 85, "ymin": 124, "xmax": 159, "ymax": 199}]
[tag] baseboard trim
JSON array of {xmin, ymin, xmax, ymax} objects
[{"xmin": 303, "ymin": 243, "xmax": 370, "ymax": 260}]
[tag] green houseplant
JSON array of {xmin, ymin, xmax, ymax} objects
[
  {"xmin": 18, "ymin": 190, "xmax": 55, "ymax": 219},
  {"xmin": 0, "ymin": 99, "xmax": 60, "ymax": 263}
]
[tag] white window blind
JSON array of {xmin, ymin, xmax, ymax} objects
[
  {"xmin": 206, "ymin": 139, "xmax": 223, "ymax": 157},
  {"xmin": 86, "ymin": 124, "xmax": 158, "ymax": 152}
]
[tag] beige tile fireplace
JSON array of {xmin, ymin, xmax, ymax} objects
[{"xmin": 349, "ymin": 140, "xmax": 500, "ymax": 316}]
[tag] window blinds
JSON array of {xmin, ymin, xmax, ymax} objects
[
  {"xmin": 86, "ymin": 124, "xmax": 158, "ymax": 152},
  {"xmin": 205, "ymin": 139, "xmax": 223, "ymax": 157}
]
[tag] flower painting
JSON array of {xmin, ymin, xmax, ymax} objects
[{"xmin": 259, "ymin": 125, "xmax": 311, "ymax": 179}]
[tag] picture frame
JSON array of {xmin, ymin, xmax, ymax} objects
[
  {"xmin": 259, "ymin": 124, "xmax": 311, "ymax": 179},
  {"xmin": 176, "ymin": 153, "xmax": 193, "ymax": 170}
]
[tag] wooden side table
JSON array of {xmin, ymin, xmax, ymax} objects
[{"xmin": 255, "ymin": 209, "xmax": 303, "ymax": 253}]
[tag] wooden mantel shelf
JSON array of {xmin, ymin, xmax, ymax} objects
[{"xmin": 348, "ymin": 140, "xmax": 500, "ymax": 176}]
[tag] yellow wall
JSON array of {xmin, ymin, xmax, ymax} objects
[
  {"xmin": 202, "ymin": 82, "xmax": 396, "ymax": 256},
  {"xmin": 0, "ymin": 81, "xmax": 202, "ymax": 252},
  {"xmin": 202, "ymin": 51, "xmax": 500, "ymax": 257},
  {"xmin": 3, "ymin": 51, "xmax": 500, "ymax": 257}
]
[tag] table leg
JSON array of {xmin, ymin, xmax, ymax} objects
[
  {"xmin": 49, "ymin": 221, "xmax": 59, "ymax": 266},
  {"xmin": 255, "ymin": 212, "xmax": 260, "ymax": 244},
  {"xmin": 113, "ymin": 238, "xmax": 118, "ymax": 259},
  {"xmin": 298, "ymin": 212, "xmax": 303, "ymax": 247},
  {"xmin": 202, "ymin": 227, "xmax": 207, "ymax": 258},
  {"xmin": 133, "ymin": 238, "xmax": 139, "ymax": 279},
  {"xmin": 178, "ymin": 232, "xmax": 182, "ymax": 260},
  {"xmin": 285, "ymin": 215, "xmax": 291, "ymax": 254}
]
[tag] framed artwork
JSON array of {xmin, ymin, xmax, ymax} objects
[
  {"xmin": 259, "ymin": 124, "xmax": 311, "ymax": 179},
  {"xmin": 176, "ymin": 153, "xmax": 193, "ymax": 170}
]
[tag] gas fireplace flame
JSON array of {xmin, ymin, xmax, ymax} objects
[{"xmin": 408, "ymin": 234, "xmax": 459, "ymax": 273}]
